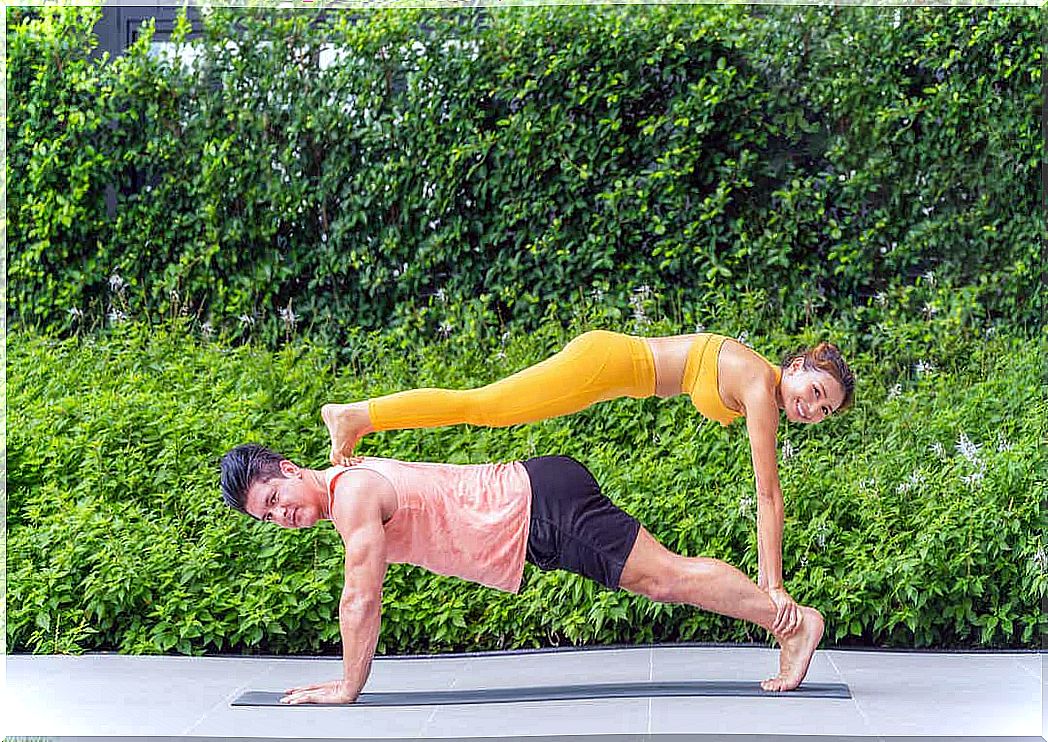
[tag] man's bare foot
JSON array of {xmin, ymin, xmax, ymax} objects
[
  {"xmin": 321, "ymin": 403, "xmax": 374, "ymax": 466},
  {"xmin": 762, "ymin": 606, "xmax": 824, "ymax": 692}
]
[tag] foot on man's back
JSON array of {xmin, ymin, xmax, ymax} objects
[{"xmin": 322, "ymin": 403, "xmax": 369, "ymax": 466}]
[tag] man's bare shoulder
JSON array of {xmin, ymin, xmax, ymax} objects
[{"xmin": 328, "ymin": 465, "xmax": 397, "ymax": 534}]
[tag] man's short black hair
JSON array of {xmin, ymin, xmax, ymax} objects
[{"xmin": 220, "ymin": 444, "xmax": 287, "ymax": 520}]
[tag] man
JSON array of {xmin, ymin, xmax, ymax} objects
[{"xmin": 219, "ymin": 444, "xmax": 824, "ymax": 705}]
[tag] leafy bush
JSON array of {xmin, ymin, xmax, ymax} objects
[
  {"xmin": 7, "ymin": 309, "xmax": 1046, "ymax": 654},
  {"xmin": 7, "ymin": 5, "xmax": 1044, "ymax": 347}
]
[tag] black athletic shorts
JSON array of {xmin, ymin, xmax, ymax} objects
[{"xmin": 522, "ymin": 456, "xmax": 641, "ymax": 590}]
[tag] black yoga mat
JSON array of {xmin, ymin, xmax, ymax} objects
[{"xmin": 233, "ymin": 680, "xmax": 851, "ymax": 707}]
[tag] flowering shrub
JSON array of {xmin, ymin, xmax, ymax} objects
[{"xmin": 7, "ymin": 316, "xmax": 1046, "ymax": 654}]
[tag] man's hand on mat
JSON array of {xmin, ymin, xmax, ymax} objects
[
  {"xmin": 767, "ymin": 587, "xmax": 802, "ymax": 637},
  {"xmin": 280, "ymin": 679, "xmax": 358, "ymax": 705}
]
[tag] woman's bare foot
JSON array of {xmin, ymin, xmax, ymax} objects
[
  {"xmin": 762, "ymin": 606, "xmax": 824, "ymax": 692},
  {"xmin": 321, "ymin": 403, "xmax": 374, "ymax": 466}
]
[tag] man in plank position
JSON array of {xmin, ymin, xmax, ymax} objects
[{"xmin": 219, "ymin": 444, "xmax": 824, "ymax": 704}]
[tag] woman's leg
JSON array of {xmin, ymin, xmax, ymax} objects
[
  {"xmin": 324, "ymin": 330, "xmax": 656, "ymax": 464},
  {"xmin": 618, "ymin": 527, "xmax": 824, "ymax": 691}
]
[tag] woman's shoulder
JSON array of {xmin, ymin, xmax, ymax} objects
[{"xmin": 720, "ymin": 338, "xmax": 779, "ymax": 379}]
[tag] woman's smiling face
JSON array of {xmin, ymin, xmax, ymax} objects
[{"xmin": 780, "ymin": 359, "xmax": 846, "ymax": 424}]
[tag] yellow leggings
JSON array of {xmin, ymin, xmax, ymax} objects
[{"xmin": 368, "ymin": 330, "xmax": 657, "ymax": 431}]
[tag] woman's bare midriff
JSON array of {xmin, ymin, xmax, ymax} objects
[{"xmin": 644, "ymin": 334, "xmax": 703, "ymax": 398}]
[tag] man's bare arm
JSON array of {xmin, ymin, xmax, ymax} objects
[{"xmin": 282, "ymin": 472, "xmax": 389, "ymax": 705}]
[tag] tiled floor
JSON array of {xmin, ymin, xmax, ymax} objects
[{"xmin": 3, "ymin": 646, "xmax": 1043, "ymax": 740}]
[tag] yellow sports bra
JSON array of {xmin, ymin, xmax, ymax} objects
[{"xmin": 682, "ymin": 334, "xmax": 781, "ymax": 426}]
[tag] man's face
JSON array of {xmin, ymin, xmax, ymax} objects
[
  {"xmin": 780, "ymin": 360, "xmax": 845, "ymax": 425},
  {"xmin": 244, "ymin": 460, "xmax": 324, "ymax": 529}
]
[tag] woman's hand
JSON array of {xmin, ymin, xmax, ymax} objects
[
  {"xmin": 281, "ymin": 679, "xmax": 359, "ymax": 705},
  {"xmin": 766, "ymin": 587, "xmax": 802, "ymax": 637}
]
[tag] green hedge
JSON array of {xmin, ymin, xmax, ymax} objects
[
  {"xmin": 8, "ymin": 303, "xmax": 1047, "ymax": 654},
  {"xmin": 7, "ymin": 5, "xmax": 1044, "ymax": 348}
]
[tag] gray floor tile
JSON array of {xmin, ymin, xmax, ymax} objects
[
  {"xmin": 459, "ymin": 647, "xmax": 652, "ymax": 688},
  {"xmin": 6, "ymin": 655, "xmax": 269, "ymax": 736},
  {"xmin": 648, "ymin": 695, "xmax": 868, "ymax": 735},
  {"xmin": 423, "ymin": 697, "xmax": 650, "ymax": 736},
  {"xmin": 187, "ymin": 704, "xmax": 435, "ymax": 738},
  {"xmin": 254, "ymin": 655, "xmax": 466, "ymax": 694},
  {"xmin": 1013, "ymin": 651, "xmax": 1043, "ymax": 679},
  {"xmin": 826, "ymin": 651, "xmax": 1040, "ymax": 736},
  {"xmin": 650, "ymin": 645, "xmax": 842, "ymax": 685}
]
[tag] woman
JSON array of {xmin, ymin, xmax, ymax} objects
[{"xmin": 321, "ymin": 330, "xmax": 854, "ymax": 629}]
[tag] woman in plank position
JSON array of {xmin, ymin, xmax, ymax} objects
[
  {"xmin": 321, "ymin": 330, "xmax": 854, "ymax": 633},
  {"xmin": 220, "ymin": 444, "xmax": 826, "ymax": 705}
]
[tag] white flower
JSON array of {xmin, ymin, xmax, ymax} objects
[
  {"xmin": 875, "ymin": 291, "xmax": 887, "ymax": 306},
  {"xmin": 238, "ymin": 314, "xmax": 255, "ymax": 326},
  {"xmin": 500, "ymin": 331, "xmax": 511, "ymax": 345},
  {"xmin": 590, "ymin": 287, "xmax": 605, "ymax": 302},
  {"xmin": 67, "ymin": 307, "xmax": 84, "ymax": 319},
  {"xmin": 1032, "ymin": 547, "xmax": 1048, "ymax": 574},
  {"xmin": 996, "ymin": 433, "xmax": 1013, "ymax": 453},
  {"xmin": 494, "ymin": 351, "xmax": 507, "ymax": 361},
  {"xmin": 929, "ymin": 441, "xmax": 946, "ymax": 459},
  {"xmin": 961, "ymin": 470, "xmax": 984, "ymax": 488},
  {"xmin": 955, "ymin": 433, "xmax": 981, "ymax": 465},
  {"xmin": 738, "ymin": 496, "xmax": 754, "ymax": 517},
  {"xmin": 201, "ymin": 322, "xmax": 213, "ymax": 338},
  {"xmin": 737, "ymin": 331, "xmax": 750, "ymax": 347},
  {"xmin": 781, "ymin": 440, "xmax": 796, "ymax": 460},
  {"xmin": 922, "ymin": 271, "xmax": 936, "ymax": 286},
  {"xmin": 694, "ymin": 323, "xmax": 706, "ymax": 334},
  {"xmin": 435, "ymin": 288, "xmax": 447, "ymax": 303},
  {"xmin": 816, "ymin": 523, "xmax": 831, "ymax": 548},
  {"xmin": 922, "ymin": 302, "xmax": 937, "ymax": 318},
  {"xmin": 438, "ymin": 322, "xmax": 454, "ymax": 338},
  {"xmin": 107, "ymin": 309, "xmax": 129, "ymax": 325},
  {"xmin": 915, "ymin": 360, "xmax": 936, "ymax": 376},
  {"xmin": 109, "ymin": 274, "xmax": 128, "ymax": 293},
  {"xmin": 888, "ymin": 383, "xmax": 902, "ymax": 399},
  {"xmin": 629, "ymin": 292, "xmax": 650, "ymax": 330},
  {"xmin": 279, "ymin": 307, "xmax": 297, "ymax": 327}
]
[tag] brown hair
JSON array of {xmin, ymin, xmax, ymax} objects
[{"xmin": 781, "ymin": 342, "xmax": 855, "ymax": 413}]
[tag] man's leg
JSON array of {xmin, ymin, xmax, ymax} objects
[{"xmin": 618, "ymin": 527, "xmax": 824, "ymax": 691}]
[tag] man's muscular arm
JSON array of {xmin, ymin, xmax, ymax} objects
[{"xmin": 282, "ymin": 471, "xmax": 389, "ymax": 705}]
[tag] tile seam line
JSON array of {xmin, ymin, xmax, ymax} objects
[
  {"xmin": 183, "ymin": 661, "xmax": 282, "ymax": 735},
  {"xmin": 826, "ymin": 650, "xmax": 874, "ymax": 735},
  {"xmin": 647, "ymin": 646, "xmax": 653, "ymax": 736}
]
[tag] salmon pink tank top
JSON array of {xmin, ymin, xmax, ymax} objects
[{"xmin": 325, "ymin": 457, "xmax": 532, "ymax": 593}]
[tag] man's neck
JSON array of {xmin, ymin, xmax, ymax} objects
[{"xmin": 299, "ymin": 468, "xmax": 333, "ymax": 513}]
